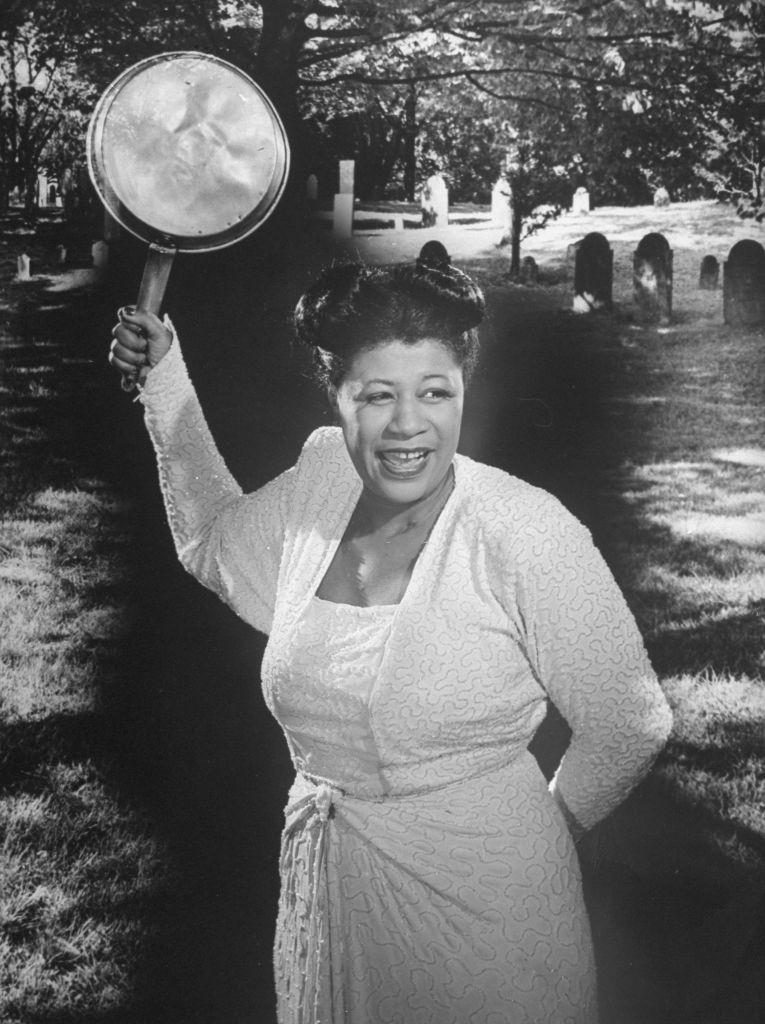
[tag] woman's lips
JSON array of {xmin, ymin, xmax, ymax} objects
[{"xmin": 377, "ymin": 448, "xmax": 432, "ymax": 475}]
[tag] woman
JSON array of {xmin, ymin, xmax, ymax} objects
[{"xmin": 109, "ymin": 258, "xmax": 672, "ymax": 1024}]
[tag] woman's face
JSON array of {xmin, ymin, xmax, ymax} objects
[{"xmin": 332, "ymin": 338, "xmax": 464, "ymax": 507}]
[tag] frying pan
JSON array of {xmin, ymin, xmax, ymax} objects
[{"xmin": 87, "ymin": 51, "xmax": 290, "ymax": 389}]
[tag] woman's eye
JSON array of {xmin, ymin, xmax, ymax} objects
[
  {"xmin": 423, "ymin": 388, "xmax": 452, "ymax": 401},
  {"xmin": 366, "ymin": 392, "xmax": 393, "ymax": 404}
]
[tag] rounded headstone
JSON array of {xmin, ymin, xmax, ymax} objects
[
  {"xmin": 519, "ymin": 255, "xmax": 539, "ymax": 284},
  {"xmin": 421, "ymin": 173, "xmax": 448, "ymax": 227},
  {"xmin": 633, "ymin": 232, "xmax": 673, "ymax": 323},
  {"xmin": 699, "ymin": 255, "xmax": 719, "ymax": 289},
  {"xmin": 723, "ymin": 239, "xmax": 765, "ymax": 326},
  {"xmin": 698, "ymin": 255, "xmax": 719, "ymax": 290},
  {"xmin": 573, "ymin": 232, "xmax": 613, "ymax": 311},
  {"xmin": 418, "ymin": 240, "xmax": 451, "ymax": 270},
  {"xmin": 653, "ymin": 186, "xmax": 670, "ymax": 208}
]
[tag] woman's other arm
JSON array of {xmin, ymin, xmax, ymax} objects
[
  {"xmin": 517, "ymin": 508, "xmax": 673, "ymax": 835},
  {"xmin": 109, "ymin": 310, "xmax": 291, "ymax": 635}
]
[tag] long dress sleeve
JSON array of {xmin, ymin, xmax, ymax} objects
[
  {"xmin": 510, "ymin": 502, "xmax": 673, "ymax": 833},
  {"xmin": 137, "ymin": 331, "xmax": 293, "ymax": 636}
]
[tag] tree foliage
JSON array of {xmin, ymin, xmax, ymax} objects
[{"xmin": 1, "ymin": 0, "xmax": 762, "ymax": 224}]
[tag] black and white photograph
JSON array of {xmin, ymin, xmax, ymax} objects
[{"xmin": 1, "ymin": 1, "xmax": 764, "ymax": 1022}]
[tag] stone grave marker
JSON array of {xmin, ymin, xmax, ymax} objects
[
  {"xmin": 333, "ymin": 160, "xmax": 355, "ymax": 237},
  {"xmin": 519, "ymin": 255, "xmax": 539, "ymax": 284},
  {"xmin": 723, "ymin": 239, "xmax": 765, "ymax": 326},
  {"xmin": 698, "ymin": 255, "xmax": 719, "ymax": 290},
  {"xmin": 418, "ymin": 240, "xmax": 451, "ymax": 270},
  {"xmin": 653, "ymin": 186, "xmax": 670, "ymax": 208},
  {"xmin": 633, "ymin": 232, "xmax": 673, "ymax": 323},
  {"xmin": 16, "ymin": 254, "xmax": 31, "ymax": 280},
  {"xmin": 573, "ymin": 232, "xmax": 612, "ymax": 312},
  {"xmin": 421, "ymin": 173, "xmax": 448, "ymax": 227},
  {"xmin": 333, "ymin": 194, "xmax": 353, "ymax": 238},
  {"xmin": 56, "ymin": 244, "xmax": 67, "ymax": 265},
  {"xmin": 306, "ymin": 174, "xmax": 318, "ymax": 201},
  {"xmin": 92, "ymin": 240, "xmax": 109, "ymax": 269},
  {"xmin": 572, "ymin": 187, "xmax": 590, "ymax": 214},
  {"xmin": 339, "ymin": 160, "xmax": 355, "ymax": 195}
]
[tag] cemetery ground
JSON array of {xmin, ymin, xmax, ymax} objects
[{"xmin": 1, "ymin": 200, "xmax": 764, "ymax": 1024}]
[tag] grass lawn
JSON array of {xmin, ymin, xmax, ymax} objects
[{"xmin": 1, "ymin": 202, "xmax": 764, "ymax": 1023}]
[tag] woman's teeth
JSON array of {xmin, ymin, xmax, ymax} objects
[{"xmin": 380, "ymin": 449, "xmax": 429, "ymax": 468}]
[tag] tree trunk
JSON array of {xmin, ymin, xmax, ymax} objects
[
  {"xmin": 255, "ymin": 0, "xmax": 312, "ymax": 213},
  {"xmin": 403, "ymin": 82, "xmax": 417, "ymax": 201},
  {"xmin": 509, "ymin": 196, "xmax": 523, "ymax": 277}
]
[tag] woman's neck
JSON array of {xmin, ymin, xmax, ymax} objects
[{"xmin": 352, "ymin": 465, "xmax": 455, "ymax": 542}]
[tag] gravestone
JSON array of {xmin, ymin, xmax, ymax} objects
[
  {"xmin": 418, "ymin": 240, "xmax": 451, "ymax": 270},
  {"xmin": 491, "ymin": 177, "xmax": 512, "ymax": 229},
  {"xmin": 332, "ymin": 193, "xmax": 354, "ymax": 238},
  {"xmin": 16, "ymin": 254, "xmax": 31, "ymax": 280},
  {"xmin": 573, "ymin": 232, "xmax": 612, "ymax": 312},
  {"xmin": 56, "ymin": 244, "xmax": 67, "ymax": 265},
  {"xmin": 91, "ymin": 240, "xmax": 109, "ymax": 269},
  {"xmin": 698, "ymin": 255, "xmax": 719, "ymax": 290},
  {"xmin": 421, "ymin": 173, "xmax": 448, "ymax": 227},
  {"xmin": 572, "ymin": 187, "xmax": 590, "ymax": 214},
  {"xmin": 633, "ymin": 232, "xmax": 673, "ymax": 323},
  {"xmin": 338, "ymin": 160, "xmax": 354, "ymax": 195},
  {"xmin": 519, "ymin": 255, "xmax": 539, "ymax": 284},
  {"xmin": 723, "ymin": 239, "xmax": 765, "ymax": 326},
  {"xmin": 306, "ymin": 174, "xmax": 318, "ymax": 201},
  {"xmin": 334, "ymin": 161, "xmax": 355, "ymax": 236},
  {"xmin": 36, "ymin": 174, "xmax": 47, "ymax": 207},
  {"xmin": 653, "ymin": 186, "xmax": 670, "ymax": 208}
]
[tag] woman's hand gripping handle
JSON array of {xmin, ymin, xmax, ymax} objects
[{"xmin": 109, "ymin": 307, "xmax": 173, "ymax": 390}]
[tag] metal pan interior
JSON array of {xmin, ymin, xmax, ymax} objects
[{"xmin": 88, "ymin": 52, "xmax": 289, "ymax": 251}]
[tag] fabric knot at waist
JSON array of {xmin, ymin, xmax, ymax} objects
[{"xmin": 284, "ymin": 773, "xmax": 345, "ymax": 832}]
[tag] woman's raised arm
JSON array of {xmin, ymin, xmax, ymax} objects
[{"xmin": 109, "ymin": 310, "xmax": 292, "ymax": 635}]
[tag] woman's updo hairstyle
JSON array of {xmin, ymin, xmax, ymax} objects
[{"xmin": 295, "ymin": 253, "xmax": 485, "ymax": 388}]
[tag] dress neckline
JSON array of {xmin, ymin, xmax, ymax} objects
[{"xmin": 311, "ymin": 595, "xmax": 398, "ymax": 613}]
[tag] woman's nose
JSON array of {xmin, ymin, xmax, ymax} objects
[{"xmin": 388, "ymin": 397, "xmax": 426, "ymax": 436}]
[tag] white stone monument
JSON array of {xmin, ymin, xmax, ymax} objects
[
  {"xmin": 572, "ymin": 187, "xmax": 590, "ymax": 214},
  {"xmin": 16, "ymin": 254, "xmax": 31, "ymax": 280},
  {"xmin": 421, "ymin": 173, "xmax": 448, "ymax": 227},
  {"xmin": 36, "ymin": 174, "xmax": 48, "ymax": 208},
  {"xmin": 339, "ymin": 161, "xmax": 355, "ymax": 195}
]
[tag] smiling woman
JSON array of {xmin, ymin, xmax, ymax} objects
[{"xmin": 108, "ymin": 256, "xmax": 672, "ymax": 1024}]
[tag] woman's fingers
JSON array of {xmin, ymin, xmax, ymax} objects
[{"xmin": 111, "ymin": 322, "xmax": 148, "ymax": 353}]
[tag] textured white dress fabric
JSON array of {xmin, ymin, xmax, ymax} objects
[{"xmin": 139, "ymin": 337, "xmax": 673, "ymax": 1024}]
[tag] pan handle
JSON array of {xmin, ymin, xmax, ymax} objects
[{"xmin": 121, "ymin": 242, "xmax": 177, "ymax": 392}]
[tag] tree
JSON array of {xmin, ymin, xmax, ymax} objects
[{"xmin": 0, "ymin": 7, "xmax": 99, "ymax": 215}]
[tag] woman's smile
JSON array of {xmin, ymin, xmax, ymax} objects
[{"xmin": 377, "ymin": 446, "xmax": 432, "ymax": 475}]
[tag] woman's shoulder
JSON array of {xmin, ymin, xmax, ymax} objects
[
  {"xmin": 296, "ymin": 425, "xmax": 349, "ymax": 470},
  {"xmin": 290, "ymin": 426, "xmax": 358, "ymax": 495},
  {"xmin": 455, "ymin": 454, "xmax": 587, "ymax": 544}
]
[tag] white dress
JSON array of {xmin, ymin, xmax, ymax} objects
[{"xmin": 139, "ymin": 336, "xmax": 673, "ymax": 1024}]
